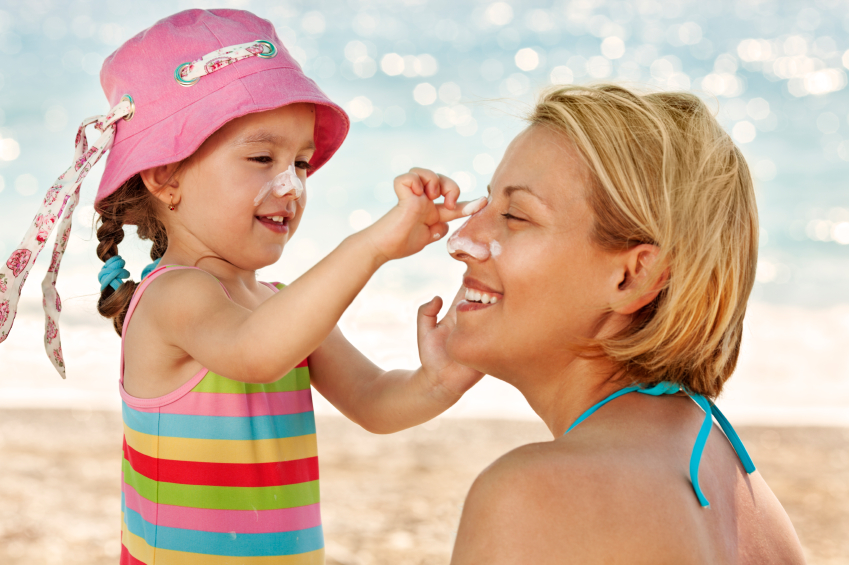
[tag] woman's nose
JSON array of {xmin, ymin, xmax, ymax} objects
[{"xmin": 448, "ymin": 217, "xmax": 491, "ymax": 262}]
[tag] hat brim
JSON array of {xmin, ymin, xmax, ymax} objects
[{"xmin": 95, "ymin": 66, "xmax": 349, "ymax": 212}]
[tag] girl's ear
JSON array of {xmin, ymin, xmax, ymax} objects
[
  {"xmin": 140, "ymin": 163, "xmax": 182, "ymax": 208},
  {"xmin": 610, "ymin": 244, "xmax": 668, "ymax": 315}
]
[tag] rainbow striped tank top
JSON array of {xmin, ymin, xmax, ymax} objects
[{"xmin": 119, "ymin": 266, "xmax": 323, "ymax": 564}]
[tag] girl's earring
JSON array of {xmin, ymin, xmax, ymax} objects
[{"xmin": 169, "ymin": 196, "xmax": 176, "ymax": 211}]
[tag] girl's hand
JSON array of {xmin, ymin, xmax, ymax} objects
[
  {"xmin": 417, "ymin": 288, "xmax": 484, "ymax": 401},
  {"xmin": 362, "ymin": 168, "xmax": 487, "ymax": 263}
]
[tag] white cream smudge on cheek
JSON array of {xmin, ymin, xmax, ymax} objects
[
  {"xmin": 490, "ymin": 240, "xmax": 502, "ymax": 257},
  {"xmin": 253, "ymin": 165, "xmax": 305, "ymax": 207}
]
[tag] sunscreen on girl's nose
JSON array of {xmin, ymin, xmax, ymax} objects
[
  {"xmin": 254, "ymin": 165, "xmax": 305, "ymax": 207},
  {"xmin": 447, "ymin": 224, "xmax": 491, "ymax": 260}
]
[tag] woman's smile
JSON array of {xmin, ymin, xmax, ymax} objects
[{"xmin": 457, "ymin": 276, "xmax": 503, "ymax": 312}]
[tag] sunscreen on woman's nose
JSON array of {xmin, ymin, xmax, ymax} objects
[
  {"xmin": 253, "ymin": 165, "xmax": 305, "ymax": 207},
  {"xmin": 447, "ymin": 224, "xmax": 491, "ymax": 260}
]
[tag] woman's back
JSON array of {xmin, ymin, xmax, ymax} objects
[{"xmin": 452, "ymin": 393, "xmax": 805, "ymax": 565}]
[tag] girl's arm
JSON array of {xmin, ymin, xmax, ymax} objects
[
  {"xmin": 145, "ymin": 170, "xmax": 473, "ymax": 384},
  {"xmin": 307, "ymin": 289, "xmax": 483, "ymax": 433}
]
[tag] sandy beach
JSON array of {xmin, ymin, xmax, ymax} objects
[{"xmin": 0, "ymin": 409, "xmax": 846, "ymax": 564}]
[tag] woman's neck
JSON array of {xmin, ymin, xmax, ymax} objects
[{"xmin": 512, "ymin": 355, "xmax": 628, "ymax": 437}]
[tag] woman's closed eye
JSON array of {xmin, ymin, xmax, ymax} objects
[{"xmin": 501, "ymin": 212, "xmax": 527, "ymax": 222}]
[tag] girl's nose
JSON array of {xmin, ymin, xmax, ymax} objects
[{"xmin": 448, "ymin": 217, "xmax": 491, "ymax": 262}]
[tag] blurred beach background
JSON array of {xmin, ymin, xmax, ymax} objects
[{"xmin": 0, "ymin": 0, "xmax": 847, "ymax": 563}]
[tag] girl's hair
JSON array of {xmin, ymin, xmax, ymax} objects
[
  {"xmin": 529, "ymin": 84, "xmax": 758, "ymax": 398},
  {"xmin": 96, "ymin": 174, "xmax": 168, "ymax": 336}
]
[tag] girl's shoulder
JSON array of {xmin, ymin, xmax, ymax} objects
[{"xmin": 129, "ymin": 266, "xmax": 232, "ymax": 331}]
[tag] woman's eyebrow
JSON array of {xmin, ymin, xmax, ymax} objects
[{"xmin": 504, "ymin": 184, "xmax": 549, "ymax": 207}]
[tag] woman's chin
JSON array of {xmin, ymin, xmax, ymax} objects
[{"xmin": 445, "ymin": 329, "xmax": 492, "ymax": 374}]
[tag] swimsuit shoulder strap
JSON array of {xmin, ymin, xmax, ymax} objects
[
  {"xmin": 563, "ymin": 382, "xmax": 756, "ymax": 508},
  {"xmin": 260, "ymin": 281, "xmax": 283, "ymax": 292},
  {"xmin": 119, "ymin": 265, "xmax": 231, "ymax": 382}
]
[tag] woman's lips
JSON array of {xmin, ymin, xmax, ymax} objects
[
  {"xmin": 457, "ymin": 299, "xmax": 496, "ymax": 313},
  {"xmin": 256, "ymin": 215, "xmax": 289, "ymax": 233},
  {"xmin": 458, "ymin": 277, "xmax": 503, "ymax": 312}
]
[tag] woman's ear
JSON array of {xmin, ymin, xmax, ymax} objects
[
  {"xmin": 139, "ymin": 163, "xmax": 182, "ymax": 208},
  {"xmin": 610, "ymin": 244, "xmax": 668, "ymax": 315}
]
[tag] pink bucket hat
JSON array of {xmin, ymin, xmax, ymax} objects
[
  {"xmin": 97, "ymin": 8, "xmax": 349, "ymax": 209},
  {"xmin": 0, "ymin": 9, "xmax": 348, "ymax": 378}
]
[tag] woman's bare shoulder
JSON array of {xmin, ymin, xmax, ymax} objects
[{"xmin": 450, "ymin": 440, "xmax": 675, "ymax": 565}]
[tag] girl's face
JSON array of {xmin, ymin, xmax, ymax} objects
[
  {"xmin": 174, "ymin": 103, "xmax": 316, "ymax": 270},
  {"xmin": 446, "ymin": 125, "xmax": 618, "ymax": 383}
]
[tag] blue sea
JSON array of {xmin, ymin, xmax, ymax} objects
[{"xmin": 0, "ymin": 0, "xmax": 848, "ymax": 424}]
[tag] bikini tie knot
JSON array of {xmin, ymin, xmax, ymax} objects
[
  {"xmin": 638, "ymin": 381, "xmax": 682, "ymax": 396},
  {"xmin": 98, "ymin": 255, "xmax": 130, "ymax": 291}
]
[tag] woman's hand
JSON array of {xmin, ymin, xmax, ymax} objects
[
  {"xmin": 417, "ymin": 288, "xmax": 484, "ymax": 402},
  {"xmin": 361, "ymin": 168, "xmax": 487, "ymax": 263}
]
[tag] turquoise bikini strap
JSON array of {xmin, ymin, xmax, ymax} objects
[
  {"xmin": 684, "ymin": 393, "xmax": 758, "ymax": 508},
  {"xmin": 563, "ymin": 381, "xmax": 756, "ymax": 509},
  {"xmin": 686, "ymin": 393, "xmax": 715, "ymax": 507},
  {"xmin": 709, "ymin": 402, "xmax": 757, "ymax": 474},
  {"xmin": 563, "ymin": 385, "xmax": 641, "ymax": 434}
]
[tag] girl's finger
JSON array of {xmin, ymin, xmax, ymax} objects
[
  {"xmin": 437, "ymin": 287, "xmax": 466, "ymax": 328},
  {"xmin": 437, "ymin": 196, "xmax": 488, "ymax": 222},
  {"xmin": 409, "ymin": 167, "xmax": 442, "ymax": 200},
  {"xmin": 417, "ymin": 296, "xmax": 444, "ymax": 340},
  {"xmin": 436, "ymin": 174, "xmax": 462, "ymax": 209},
  {"xmin": 394, "ymin": 172, "xmax": 425, "ymax": 198},
  {"xmin": 429, "ymin": 222, "xmax": 449, "ymax": 242}
]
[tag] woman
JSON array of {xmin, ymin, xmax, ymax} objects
[{"xmin": 446, "ymin": 85, "xmax": 805, "ymax": 564}]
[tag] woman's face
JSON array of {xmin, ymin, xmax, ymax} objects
[
  {"xmin": 170, "ymin": 103, "xmax": 316, "ymax": 270},
  {"xmin": 446, "ymin": 125, "xmax": 620, "ymax": 381}
]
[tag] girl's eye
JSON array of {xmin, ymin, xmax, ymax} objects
[
  {"xmin": 295, "ymin": 160, "xmax": 313, "ymax": 171},
  {"xmin": 501, "ymin": 212, "xmax": 526, "ymax": 222},
  {"xmin": 249, "ymin": 156, "xmax": 272, "ymax": 164}
]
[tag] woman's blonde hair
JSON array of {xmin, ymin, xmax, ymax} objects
[{"xmin": 529, "ymin": 84, "xmax": 758, "ymax": 398}]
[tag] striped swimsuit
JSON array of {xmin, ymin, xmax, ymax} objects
[{"xmin": 119, "ymin": 265, "xmax": 324, "ymax": 564}]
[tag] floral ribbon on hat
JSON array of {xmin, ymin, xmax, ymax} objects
[
  {"xmin": 175, "ymin": 39, "xmax": 277, "ymax": 87},
  {"xmin": 0, "ymin": 96, "xmax": 134, "ymax": 378}
]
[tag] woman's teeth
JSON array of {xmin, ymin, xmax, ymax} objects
[
  {"xmin": 262, "ymin": 215, "xmax": 287, "ymax": 223},
  {"xmin": 464, "ymin": 287, "xmax": 499, "ymax": 304}
]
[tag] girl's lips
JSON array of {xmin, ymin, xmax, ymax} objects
[{"xmin": 256, "ymin": 216, "xmax": 289, "ymax": 234}]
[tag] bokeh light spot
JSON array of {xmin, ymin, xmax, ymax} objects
[
  {"xmin": 473, "ymin": 154, "xmax": 496, "ymax": 175},
  {"xmin": 485, "ymin": 2, "xmax": 513, "ymax": 26},
  {"xmin": 349, "ymin": 209, "xmax": 373, "ymax": 231},
  {"xmin": 514, "ymin": 48, "xmax": 539, "ymax": 71},
  {"xmin": 15, "ymin": 173, "xmax": 38, "ymax": 196},
  {"xmin": 550, "ymin": 65, "xmax": 574, "ymax": 84},
  {"xmin": 601, "ymin": 37, "xmax": 625, "ymax": 60},
  {"xmin": 413, "ymin": 83, "xmax": 437, "ymax": 105},
  {"xmin": 732, "ymin": 121, "xmax": 757, "ymax": 143}
]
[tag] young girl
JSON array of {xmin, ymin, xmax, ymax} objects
[{"xmin": 0, "ymin": 9, "xmax": 486, "ymax": 564}]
